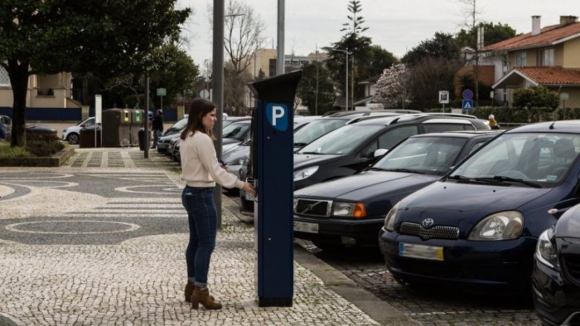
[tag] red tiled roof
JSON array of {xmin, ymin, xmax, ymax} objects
[
  {"xmin": 481, "ymin": 22, "xmax": 580, "ymax": 52},
  {"xmin": 515, "ymin": 67, "xmax": 580, "ymax": 85}
]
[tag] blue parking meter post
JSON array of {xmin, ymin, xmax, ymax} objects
[{"xmin": 248, "ymin": 70, "xmax": 302, "ymax": 307}]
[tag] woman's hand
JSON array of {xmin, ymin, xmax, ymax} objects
[{"xmin": 243, "ymin": 182, "xmax": 257, "ymax": 196}]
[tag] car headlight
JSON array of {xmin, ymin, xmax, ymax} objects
[
  {"xmin": 294, "ymin": 166, "xmax": 319, "ymax": 181},
  {"xmin": 536, "ymin": 228, "xmax": 559, "ymax": 270},
  {"xmin": 468, "ymin": 211, "xmax": 523, "ymax": 241},
  {"xmin": 332, "ymin": 202, "xmax": 367, "ymax": 218},
  {"xmin": 384, "ymin": 202, "xmax": 399, "ymax": 231}
]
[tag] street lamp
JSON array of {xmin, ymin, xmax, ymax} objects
[{"xmin": 333, "ymin": 49, "xmax": 351, "ymax": 110}]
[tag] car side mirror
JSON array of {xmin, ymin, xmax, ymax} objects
[{"xmin": 374, "ymin": 149, "xmax": 389, "ymax": 158}]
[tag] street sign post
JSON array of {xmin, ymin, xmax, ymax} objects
[
  {"xmin": 462, "ymin": 89, "xmax": 474, "ymax": 100},
  {"xmin": 561, "ymin": 92, "xmax": 569, "ymax": 108},
  {"xmin": 462, "ymin": 99, "xmax": 474, "ymax": 111},
  {"xmin": 439, "ymin": 90, "xmax": 449, "ymax": 112},
  {"xmin": 462, "ymin": 89, "xmax": 474, "ymax": 112},
  {"xmin": 157, "ymin": 88, "xmax": 166, "ymax": 112}
]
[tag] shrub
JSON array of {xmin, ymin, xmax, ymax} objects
[
  {"xmin": 25, "ymin": 139, "xmax": 65, "ymax": 156},
  {"xmin": 513, "ymin": 86, "xmax": 559, "ymax": 109}
]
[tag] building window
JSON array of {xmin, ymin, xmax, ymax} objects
[
  {"xmin": 515, "ymin": 52, "xmax": 526, "ymax": 67},
  {"xmin": 542, "ymin": 48, "xmax": 554, "ymax": 66},
  {"xmin": 0, "ymin": 66, "xmax": 10, "ymax": 86}
]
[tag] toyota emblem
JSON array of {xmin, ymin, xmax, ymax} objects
[{"xmin": 422, "ymin": 218, "xmax": 434, "ymax": 228}]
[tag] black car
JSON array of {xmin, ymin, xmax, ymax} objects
[
  {"xmin": 533, "ymin": 203, "xmax": 580, "ymax": 326},
  {"xmin": 292, "ymin": 110, "xmax": 415, "ymax": 151},
  {"xmin": 157, "ymin": 118, "xmax": 188, "ymax": 153},
  {"xmin": 293, "ymin": 114, "xmax": 487, "ymax": 190},
  {"xmin": 379, "ymin": 120, "xmax": 580, "ymax": 295},
  {"xmin": 293, "ymin": 131, "xmax": 498, "ymax": 250}
]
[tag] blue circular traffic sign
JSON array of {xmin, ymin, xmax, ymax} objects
[{"xmin": 462, "ymin": 89, "xmax": 474, "ymax": 100}]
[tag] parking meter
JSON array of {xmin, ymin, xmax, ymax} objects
[{"xmin": 248, "ymin": 70, "xmax": 302, "ymax": 307}]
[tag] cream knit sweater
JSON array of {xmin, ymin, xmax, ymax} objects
[{"xmin": 180, "ymin": 131, "xmax": 245, "ymax": 189}]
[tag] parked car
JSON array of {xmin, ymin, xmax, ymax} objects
[
  {"xmin": 379, "ymin": 120, "xmax": 580, "ymax": 295},
  {"xmin": 292, "ymin": 114, "xmax": 486, "ymax": 190},
  {"xmin": 532, "ymin": 203, "xmax": 580, "ymax": 326},
  {"xmin": 61, "ymin": 117, "xmax": 95, "ymax": 144},
  {"xmin": 292, "ymin": 111, "xmax": 406, "ymax": 151},
  {"xmin": 293, "ymin": 131, "xmax": 499, "ymax": 250},
  {"xmin": 222, "ymin": 119, "xmax": 251, "ymax": 152},
  {"xmin": 224, "ymin": 117, "xmax": 320, "ymax": 196},
  {"xmin": 239, "ymin": 113, "xmax": 488, "ymax": 210},
  {"xmin": 222, "ymin": 116, "xmax": 251, "ymax": 128},
  {"xmin": 0, "ymin": 115, "xmax": 11, "ymax": 140},
  {"xmin": 157, "ymin": 118, "xmax": 188, "ymax": 153},
  {"xmin": 294, "ymin": 115, "xmax": 322, "ymax": 131}
]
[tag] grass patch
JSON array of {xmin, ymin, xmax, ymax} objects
[
  {"xmin": 0, "ymin": 139, "xmax": 67, "ymax": 158},
  {"xmin": 0, "ymin": 142, "xmax": 34, "ymax": 158}
]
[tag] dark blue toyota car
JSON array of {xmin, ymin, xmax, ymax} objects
[{"xmin": 379, "ymin": 120, "xmax": 580, "ymax": 295}]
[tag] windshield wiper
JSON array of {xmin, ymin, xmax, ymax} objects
[
  {"xmin": 445, "ymin": 174, "xmax": 471, "ymax": 181},
  {"xmin": 300, "ymin": 151, "xmax": 324, "ymax": 155},
  {"xmin": 294, "ymin": 142, "xmax": 308, "ymax": 147},
  {"xmin": 482, "ymin": 176, "xmax": 542, "ymax": 188},
  {"xmin": 380, "ymin": 168, "xmax": 425, "ymax": 174}
]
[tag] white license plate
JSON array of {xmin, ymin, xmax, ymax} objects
[
  {"xmin": 294, "ymin": 221, "xmax": 318, "ymax": 234},
  {"xmin": 399, "ymin": 243, "xmax": 444, "ymax": 261}
]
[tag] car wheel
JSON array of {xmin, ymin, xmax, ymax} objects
[{"xmin": 67, "ymin": 133, "xmax": 80, "ymax": 144}]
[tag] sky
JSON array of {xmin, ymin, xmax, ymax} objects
[{"xmin": 177, "ymin": 0, "xmax": 580, "ymax": 69}]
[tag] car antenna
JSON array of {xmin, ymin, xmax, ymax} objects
[{"xmin": 549, "ymin": 121, "xmax": 555, "ymax": 130}]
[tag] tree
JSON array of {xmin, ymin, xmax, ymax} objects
[
  {"xmin": 368, "ymin": 45, "xmax": 398, "ymax": 78},
  {"xmin": 402, "ymin": 33, "xmax": 460, "ymax": 66},
  {"xmin": 513, "ymin": 87, "xmax": 559, "ymax": 109},
  {"xmin": 408, "ymin": 57, "xmax": 463, "ymax": 109},
  {"xmin": 224, "ymin": 62, "xmax": 252, "ymax": 115},
  {"xmin": 373, "ymin": 64, "xmax": 412, "ymax": 109},
  {"xmin": 148, "ymin": 44, "xmax": 199, "ymax": 110},
  {"xmin": 208, "ymin": 0, "xmax": 266, "ymax": 75},
  {"xmin": 455, "ymin": 22, "xmax": 517, "ymax": 49},
  {"xmin": 0, "ymin": 0, "xmax": 191, "ymax": 147},
  {"xmin": 296, "ymin": 62, "xmax": 335, "ymax": 115},
  {"xmin": 324, "ymin": 0, "xmax": 372, "ymax": 109}
]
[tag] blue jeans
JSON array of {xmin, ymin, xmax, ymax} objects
[
  {"xmin": 181, "ymin": 186, "xmax": 217, "ymax": 288},
  {"xmin": 152, "ymin": 129, "xmax": 162, "ymax": 147}
]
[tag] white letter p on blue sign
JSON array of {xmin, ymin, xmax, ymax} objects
[{"xmin": 266, "ymin": 103, "xmax": 288, "ymax": 131}]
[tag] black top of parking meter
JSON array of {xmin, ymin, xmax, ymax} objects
[{"xmin": 248, "ymin": 70, "xmax": 302, "ymax": 103}]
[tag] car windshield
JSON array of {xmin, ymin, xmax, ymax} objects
[
  {"xmin": 298, "ymin": 124, "xmax": 384, "ymax": 155},
  {"xmin": 223, "ymin": 122, "xmax": 250, "ymax": 140},
  {"xmin": 450, "ymin": 133, "xmax": 580, "ymax": 185},
  {"xmin": 293, "ymin": 119, "xmax": 348, "ymax": 146},
  {"xmin": 81, "ymin": 118, "xmax": 95, "ymax": 127},
  {"xmin": 373, "ymin": 136, "xmax": 467, "ymax": 175}
]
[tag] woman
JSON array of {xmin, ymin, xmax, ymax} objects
[
  {"xmin": 180, "ymin": 98, "xmax": 256, "ymax": 310},
  {"xmin": 488, "ymin": 114, "xmax": 499, "ymax": 129}
]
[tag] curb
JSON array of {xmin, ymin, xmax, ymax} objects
[{"xmin": 221, "ymin": 194, "xmax": 421, "ymax": 326}]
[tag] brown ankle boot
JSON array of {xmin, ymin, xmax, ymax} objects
[
  {"xmin": 192, "ymin": 286, "xmax": 222, "ymax": 310},
  {"xmin": 184, "ymin": 282, "xmax": 194, "ymax": 302}
]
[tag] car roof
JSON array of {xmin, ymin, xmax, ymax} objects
[
  {"xmin": 506, "ymin": 120, "xmax": 580, "ymax": 134},
  {"xmin": 409, "ymin": 130, "xmax": 501, "ymax": 139},
  {"xmin": 224, "ymin": 116, "xmax": 251, "ymax": 121},
  {"xmin": 353, "ymin": 113, "xmax": 478, "ymax": 126},
  {"xmin": 228, "ymin": 119, "xmax": 251, "ymax": 125}
]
